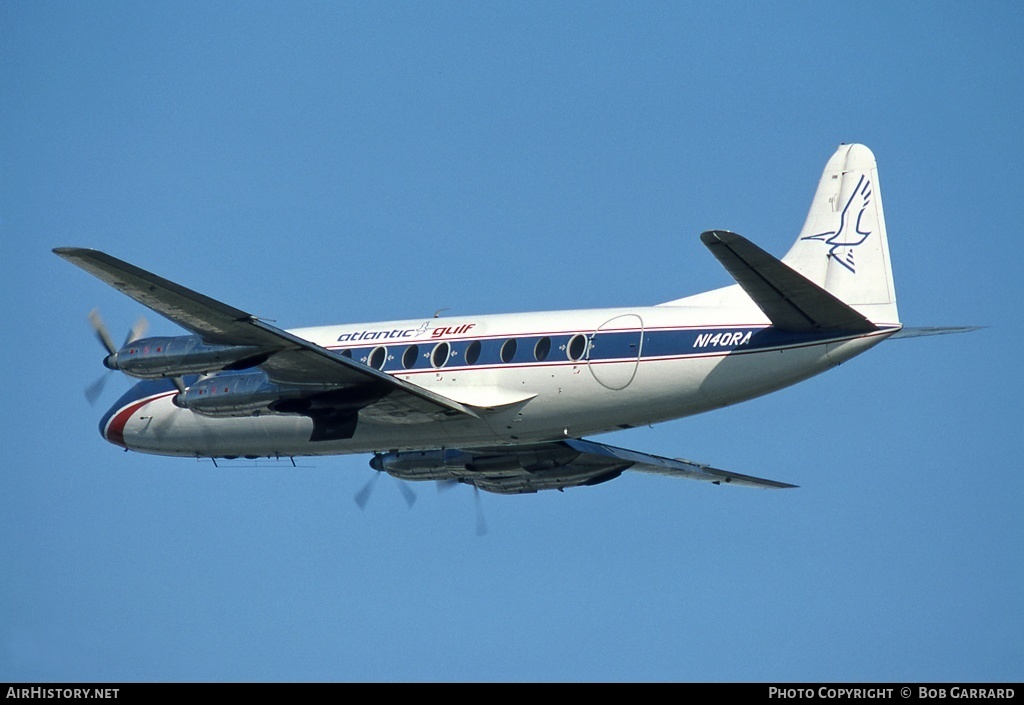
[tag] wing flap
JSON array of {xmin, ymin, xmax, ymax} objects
[{"xmin": 699, "ymin": 230, "xmax": 876, "ymax": 333}]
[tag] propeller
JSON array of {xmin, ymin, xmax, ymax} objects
[
  {"xmin": 353, "ymin": 472, "xmax": 379, "ymax": 509},
  {"xmin": 473, "ymin": 485, "xmax": 488, "ymax": 537},
  {"xmin": 84, "ymin": 309, "xmax": 148, "ymax": 404},
  {"xmin": 354, "ymin": 468, "xmax": 417, "ymax": 510},
  {"xmin": 359, "ymin": 456, "xmax": 485, "ymax": 534},
  {"xmin": 437, "ymin": 479, "xmax": 488, "ymax": 536}
]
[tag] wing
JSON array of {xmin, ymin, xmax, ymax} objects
[
  {"xmin": 53, "ymin": 247, "xmax": 478, "ymax": 423},
  {"xmin": 375, "ymin": 437, "xmax": 796, "ymax": 494},
  {"xmin": 564, "ymin": 438, "xmax": 796, "ymax": 488}
]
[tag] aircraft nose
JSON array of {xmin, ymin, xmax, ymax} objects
[
  {"xmin": 97, "ymin": 394, "xmax": 131, "ymax": 449},
  {"xmin": 98, "ymin": 403, "xmax": 117, "ymax": 445},
  {"xmin": 97, "ymin": 401, "xmax": 120, "ymax": 446}
]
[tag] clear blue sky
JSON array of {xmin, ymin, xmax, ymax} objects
[{"xmin": 2, "ymin": 1, "xmax": 1021, "ymax": 682}]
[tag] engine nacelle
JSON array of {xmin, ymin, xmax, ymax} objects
[
  {"xmin": 174, "ymin": 369, "xmax": 303, "ymax": 417},
  {"xmin": 173, "ymin": 370, "xmax": 376, "ymax": 442},
  {"xmin": 370, "ymin": 449, "xmax": 477, "ymax": 480},
  {"xmin": 105, "ymin": 335, "xmax": 273, "ymax": 379}
]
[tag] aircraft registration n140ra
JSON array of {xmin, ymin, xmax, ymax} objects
[{"xmin": 55, "ymin": 143, "xmax": 970, "ymax": 495}]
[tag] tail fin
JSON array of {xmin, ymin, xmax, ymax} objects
[{"xmin": 781, "ymin": 143, "xmax": 899, "ymax": 325}]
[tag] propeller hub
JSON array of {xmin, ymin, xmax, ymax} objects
[{"xmin": 102, "ymin": 352, "xmax": 119, "ymax": 371}]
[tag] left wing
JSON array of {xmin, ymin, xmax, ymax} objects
[
  {"xmin": 374, "ymin": 437, "xmax": 796, "ymax": 494},
  {"xmin": 53, "ymin": 247, "xmax": 479, "ymax": 422}
]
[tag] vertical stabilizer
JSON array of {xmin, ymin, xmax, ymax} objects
[{"xmin": 782, "ymin": 144, "xmax": 899, "ymax": 325}]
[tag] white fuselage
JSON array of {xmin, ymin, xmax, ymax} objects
[{"xmin": 105, "ymin": 303, "xmax": 894, "ymax": 459}]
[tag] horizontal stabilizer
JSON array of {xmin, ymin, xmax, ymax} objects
[
  {"xmin": 700, "ymin": 230, "xmax": 876, "ymax": 333},
  {"xmin": 888, "ymin": 326, "xmax": 985, "ymax": 339}
]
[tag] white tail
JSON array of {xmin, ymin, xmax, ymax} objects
[{"xmin": 782, "ymin": 143, "xmax": 899, "ymax": 325}]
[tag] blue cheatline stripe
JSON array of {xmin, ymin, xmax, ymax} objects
[
  {"xmin": 325, "ymin": 325, "xmax": 890, "ymax": 374},
  {"xmin": 98, "ymin": 325, "xmax": 894, "ymax": 434}
]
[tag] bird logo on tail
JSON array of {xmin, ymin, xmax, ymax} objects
[{"xmin": 801, "ymin": 174, "xmax": 873, "ymax": 273}]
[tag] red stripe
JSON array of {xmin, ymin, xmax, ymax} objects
[{"xmin": 104, "ymin": 394, "xmax": 172, "ymax": 449}]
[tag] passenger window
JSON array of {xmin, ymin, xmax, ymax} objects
[
  {"xmin": 431, "ymin": 342, "xmax": 450, "ymax": 368},
  {"xmin": 340, "ymin": 349, "xmax": 352, "ymax": 359},
  {"xmin": 402, "ymin": 345, "xmax": 419, "ymax": 369},
  {"xmin": 534, "ymin": 337, "xmax": 551, "ymax": 362},
  {"xmin": 567, "ymin": 334, "xmax": 588, "ymax": 361},
  {"xmin": 500, "ymin": 338, "xmax": 517, "ymax": 363},
  {"xmin": 368, "ymin": 346, "xmax": 387, "ymax": 370},
  {"xmin": 464, "ymin": 341, "xmax": 481, "ymax": 365}
]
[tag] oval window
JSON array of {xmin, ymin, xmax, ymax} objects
[
  {"xmin": 340, "ymin": 349, "xmax": 352, "ymax": 359},
  {"xmin": 567, "ymin": 334, "xmax": 588, "ymax": 361},
  {"xmin": 368, "ymin": 346, "xmax": 387, "ymax": 370},
  {"xmin": 431, "ymin": 342, "xmax": 450, "ymax": 368},
  {"xmin": 402, "ymin": 345, "xmax": 419, "ymax": 369},
  {"xmin": 500, "ymin": 338, "xmax": 518, "ymax": 363},
  {"xmin": 534, "ymin": 336, "xmax": 551, "ymax": 362},
  {"xmin": 464, "ymin": 341, "xmax": 481, "ymax": 365}
]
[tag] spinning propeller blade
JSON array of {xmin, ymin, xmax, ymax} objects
[
  {"xmin": 355, "ymin": 470, "xmax": 418, "ymax": 511},
  {"xmin": 83, "ymin": 309, "xmax": 148, "ymax": 404},
  {"xmin": 473, "ymin": 485, "xmax": 488, "ymax": 537}
]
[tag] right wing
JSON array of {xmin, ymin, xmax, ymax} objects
[
  {"xmin": 564, "ymin": 438, "xmax": 797, "ymax": 489},
  {"xmin": 376, "ymin": 437, "xmax": 796, "ymax": 494}
]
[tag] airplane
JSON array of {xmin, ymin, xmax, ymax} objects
[{"xmin": 54, "ymin": 143, "xmax": 974, "ymax": 496}]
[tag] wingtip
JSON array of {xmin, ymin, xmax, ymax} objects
[
  {"xmin": 53, "ymin": 246, "xmax": 94, "ymax": 259},
  {"xmin": 699, "ymin": 230, "xmax": 739, "ymax": 246}
]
